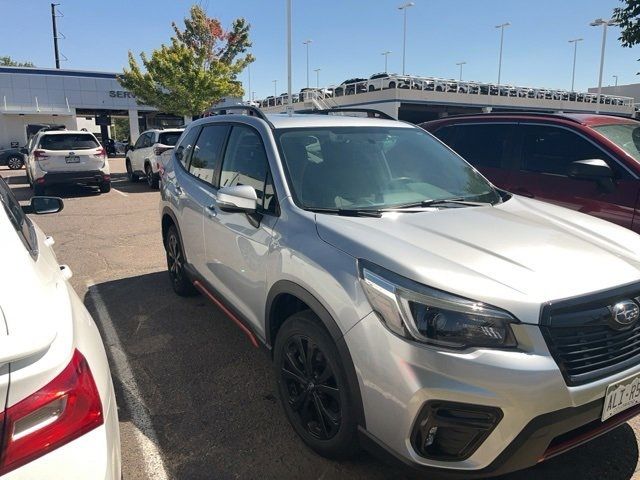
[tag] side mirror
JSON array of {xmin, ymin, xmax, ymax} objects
[
  {"xmin": 126, "ymin": 145, "xmax": 135, "ymax": 152},
  {"xmin": 24, "ymin": 196, "xmax": 64, "ymax": 215},
  {"xmin": 568, "ymin": 159, "xmax": 614, "ymax": 192},
  {"xmin": 216, "ymin": 185, "xmax": 257, "ymax": 213}
]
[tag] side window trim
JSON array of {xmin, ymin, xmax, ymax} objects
[
  {"xmin": 175, "ymin": 126, "xmax": 202, "ymax": 172},
  {"xmin": 514, "ymin": 122, "xmax": 637, "ymax": 180},
  {"xmin": 185, "ymin": 123, "xmax": 231, "ymax": 188}
]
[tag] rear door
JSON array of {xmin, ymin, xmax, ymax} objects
[
  {"xmin": 431, "ymin": 122, "xmax": 517, "ymax": 190},
  {"xmin": 509, "ymin": 123, "xmax": 638, "ymax": 229},
  {"xmin": 36, "ymin": 133, "xmax": 104, "ymax": 172},
  {"xmin": 132, "ymin": 133, "xmax": 153, "ymax": 171}
]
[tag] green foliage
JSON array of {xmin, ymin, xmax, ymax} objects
[
  {"xmin": 0, "ymin": 56, "xmax": 35, "ymax": 67},
  {"xmin": 118, "ymin": 5, "xmax": 253, "ymax": 117},
  {"xmin": 113, "ymin": 117, "xmax": 130, "ymax": 141},
  {"xmin": 614, "ymin": 0, "xmax": 640, "ymax": 47}
]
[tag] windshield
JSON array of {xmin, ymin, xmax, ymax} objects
[
  {"xmin": 592, "ymin": 123, "xmax": 640, "ymax": 162},
  {"xmin": 40, "ymin": 134, "xmax": 99, "ymax": 150},
  {"xmin": 275, "ymin": 126, "xmax": 500, "ymax": 210}
]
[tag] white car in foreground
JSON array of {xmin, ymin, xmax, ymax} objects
[{"xmin": 0, "ymin": 176, "xmax": 120, "ymax": 479}]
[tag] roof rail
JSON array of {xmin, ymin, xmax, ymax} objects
[
  {"xmin": 41, "ymin": 125, "xmax": 68, "ymax": 132},
  {"xmin": 202, "ymin": 105, "xmax": 274, "ymax": 128},
  {"xmin": 304, "ymin": 108, "xmax": 396, "ymax": 121},
  {"xmin": 430, "ymin": 111, "xmax": 588, "ymax": 124}
]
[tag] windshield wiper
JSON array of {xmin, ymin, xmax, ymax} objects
[
  {"xmin": 306, "ymin": 207, "xmax": 382, "ymax": 217},
  {"xmin": 392, "ymin": 197, "xmax": 493, "ymax": 209}
]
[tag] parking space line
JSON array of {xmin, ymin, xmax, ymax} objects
[
  {"xmin": 113, "ymin": 188, "xmax": 128, "ymax": 197},
  {"xmin": 87, "ymin": 280, "xmax": 169, "ymax": 480}
]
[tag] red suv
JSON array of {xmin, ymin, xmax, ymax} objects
[{"xmin": 421, "ymin": 113, "xmax": 640, "ymax": 232}]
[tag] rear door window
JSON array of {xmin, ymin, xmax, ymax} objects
[
  {"xmin": 159, "ymin": 132, "xmax": 182, "ymax": 146},
  {"xmin": 40, "ymin": 134, "xmax": 99, "ymax": 150},
  {"xmin": 188, "ymin": 125, "xmax": 228, "ymax": 185},
  {"xmin": 433, "ymin": 124, "xmax": 514, "ymax": 169},
  {"xmin": 0, "ymin": 177, "xmax": 37, "ymax": 254},
  {"xmin": 175, "ymin": 127, "xmax": 200, "ymax": 168}
]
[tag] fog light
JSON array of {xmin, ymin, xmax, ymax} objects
[{"xmin": 411, "ymin": 401, "xmax": 502, "ymax": 461}]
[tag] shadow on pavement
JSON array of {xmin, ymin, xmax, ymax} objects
[
  {"xmin": 110, "ymin": 172, "xmax": 159, "ymax": 195},
  {"xmin": 84, "ymin": 271, "xmax": 639, "ymax": 480}
]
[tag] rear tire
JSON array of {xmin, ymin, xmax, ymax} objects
[
  {"xmin": 126, "ymin": 159, "xmax": 139, "ymax": 182},
  {"xmin": 6, "ymin": 155, "xmax": 23, "ymax": 170},
  {"xmin": 99, "ymin": 182, "xmax": 111, "ymax": 193},
  {"xmin": 146, "ymin": 164, "xmax": 159, "ymax": 189},
  {"xmin": 274, "ymin": 311, "xmax": 360, "ymax": 460},
  {"xmin": 165, "ymin": 225, "xmax": 198, "ymax": 297}
]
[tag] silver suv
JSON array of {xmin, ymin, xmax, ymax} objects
[{"xmin": 159, "ymin": 107, "xmax": 640, "ymax": 476}]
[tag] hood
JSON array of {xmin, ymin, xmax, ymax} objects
[{"xmin": 315, "ymin": 196, "xmax": 640, "ymax": 323}]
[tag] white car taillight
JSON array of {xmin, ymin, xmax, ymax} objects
[
  {"xmin": 0, "ymin": 350, "xmax": 103, "ymax": 476},
  {"xmin": 33, "ymin": 150, "xmax": 48, "ymax": 160}
]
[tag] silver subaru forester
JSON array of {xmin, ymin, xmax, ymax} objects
[{"xmin": 160, "ymin": 107, "xmax": 640, "ymax": 477}]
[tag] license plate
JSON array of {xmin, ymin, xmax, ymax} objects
[
  {"xmin": 65, "ymin": 156, "xmax": 80, "ymax": 163},
  {"xmin": 601, "ymin": 372, "xmax": 640, "ymax": 421}
]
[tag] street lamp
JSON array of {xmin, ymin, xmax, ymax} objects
[
  {"xmin": 273, "ymin": 79, "xmax": 277, "ymax": 99},
  {"xmin": 382, "ymin": 50, "xmax": 392, "ymax": 73},
  {"xmin": 314, "ymin": 68, "xmax": 321, "ymax": 88},
  {"xmin": 590, "ymin": 17, "xmax": 616, "ymax": 113},
  {"xmin": 495, "ymin": 22, "xmax": 510, "ymax": 86},
  {"xmin": 398, "ymin": 2, "xmax": 414, "ymax": 75},
  {"xmin": 246, "ymin": 62, "xmax": 251, "ymax": 102},
  {"xmin": 613, "ymin": 74, "xmax": 619, "ymax": 86},
  {"xmin": 303, "ymin": 39, "xmax": 312, "ymax": 88},
  {"xmin": 456, "ymin": 61, "xmax": 466, "ymax": 81},
  {"xmin": 568, "ymin": 38, "xmax": 583, "ymax": 92}
]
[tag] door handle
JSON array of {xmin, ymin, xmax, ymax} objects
[
  {"xmin": 175, "ymin": 185, "xmax": 184, "ymax": 196},
  {"xmin": 206, "ymin": 204, "xmax": 217, "ymax": 218}
]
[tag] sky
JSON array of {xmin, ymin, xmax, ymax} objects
[{"xmin": 0, "ymin": 0, "xmax": 638, "ymax": 100}]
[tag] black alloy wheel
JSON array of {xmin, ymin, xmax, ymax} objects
[
  {"xmin": 275, "ymin": 312, "xmax": 359, "ymax": 459},
  {"xmin": 165, "ymin": 225, "xmax": 197, "ymax": 296},
  {"xmin": 126, "ymin": 159, "xmax": 139, "ymax": 182},
  {"xmin": 7, "ymin": 156, "xmax": 23, "ymax": 170}
]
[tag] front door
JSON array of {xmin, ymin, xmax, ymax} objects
[
  {"xmin": 202, "ymin": 124, "xmax": 277, "ymax": 333},
  {"xmin": 509, "ymin": 123, "xmax": 638, "ymax": 230}
]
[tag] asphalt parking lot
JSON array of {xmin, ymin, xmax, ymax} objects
[{"xmin": 3, "ymin": 158, "xmax": 640, "ymax": 480}]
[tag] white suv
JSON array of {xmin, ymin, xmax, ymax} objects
[
  {"xmin": 126, "ymin": 129, "xmax": 184, "ymax": 189},
  {"xmin": 0, "ymin": 177, "xmax": 121, "ymax": 478},
  {"xmin": 26, "ymin": 129, "xmax": 110, "ymax": 195}
]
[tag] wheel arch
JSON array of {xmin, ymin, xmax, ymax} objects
[
  {"xmin": 161, "ymin": 207, "xmax": 187, "ymax": 261},
  {"xmin": 266, "ymin": 280, "xmax": 366, "ymax": 428}
]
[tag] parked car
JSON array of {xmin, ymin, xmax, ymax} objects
[
  {"xmin": 160, "ymin": 107, "xmax": 640, "ymax": 477},
  {"xmin": 421, "ymin": 112, "xmax": 640, "ymax": 232},
  {"xmin": 0, "ymin": 176, "xmax": 121, "ymax": 478},
  {"xmin": 334, "ymin": 78, "xmax": 367, "ymax": 96},
  {"xmin": 366, "ymin": 73, "xmax": 412, "ymax": 91},
  {"xmin": 25, "ymin": 128, "xmax": 110, "ymax": 195},
  {"xmin": 126, "ymin": 128, "xmax": 184, "ymax": 189},
  {"xmin": 0, "ymin": 148, "xmax": 25, "ymax": 170}
]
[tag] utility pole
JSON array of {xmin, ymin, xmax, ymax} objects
[
  {"xmin": 303, "ymin": 39, "xmax": 312, "ymax": 88},
  {"xmin": 590, "ymin": 18, "xmax": 616, "ymax": 114},
  {"xmin": 568, "ymin": 38, "xmax": 583, "ymax": 92},
  {"xmin": 51, "ymin": 3, "xmax": 61, "ymax": 69},
  {"xmin": 398, "ymin": 3, "xmax": 414, "ymax": 75},
  {"xmin": 495, "ymin": 22, "xmax": 511, "ymax": 86},
  {"xmin": 314, "ymin": 68, "xmax": 321, "ymax": 88},
  {"xmin": 382, "ymin": 51, "xmax": 391, "ymax": 73}
]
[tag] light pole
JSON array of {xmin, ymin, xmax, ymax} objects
[
  {"xmin": 613, "ymin": 74, "xmax": 619, "ymax": 86},
  {"xmin": 286, "ymin": 0, "xmax": 292, "ymax": 111},
  {"xmin": 273, "ymin": 79, "xmax": 277, "ymax": 99},
  {"xmin": 456, "ymin": 61, "xmax": 466, "ymax": 81},
  {"xmin": 247, "ymin": 62, "xmax": 251, "ymax": 102},
  {"xmin": 303, "ymin": 39, "xmax": 312, "ymax": 88},
  {"xmin": 495, "ymin": 22, "xmax": 510, "ymax": 86},
  {"xmin": 398, "ymin": 2, "xmax": 414, "ymax": 75},
  {"xmin": 314, "ymin": 68, "xmax": 321, "ymax": 88},
  {"xmin": 382, "ymin": 50, "xmax": 392, "ymax": 73},
  {"xmin": 568, "ymin": 38, "xmax": 583, "ymax": 92},
  {"xmin": 590, "ymin": 18, "xmax": 616, "ymax": 113}
]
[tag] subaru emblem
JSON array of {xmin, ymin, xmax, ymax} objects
[{"xmin": 609, "ymin": 300, "xmax": 640, "ymax": 330}]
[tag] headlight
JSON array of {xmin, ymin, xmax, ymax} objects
[{"xmin": 358, "ymin": 260, "xmax": 518, "ymax": 349}]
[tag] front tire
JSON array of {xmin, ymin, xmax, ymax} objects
[
  {"xmin": 274, "ymin": 311, "xmax": 359, "ymax": 459},
  {"xmin": 165, "ymin": 225, "xmax": 198, "ymax": 297},
  {"xmin": 6, "ymin": 155, "xmax": 24, "ymax": 170},
  {"xmin": 126, "ymin": 159, "xmax": 139, "ymax": 182}
]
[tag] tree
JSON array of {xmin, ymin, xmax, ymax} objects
[
  {"xmin": 118, "ymin": 5, "xmax": 253, "ymax": 117},
  {"xmin": 112, "ymin": 117, "xmax": 130, "ymax": 141},
  {"xmin": 0, "ymin": 56, "xmax": 35, "ymax": 67},
  {"xmin": 614, "ymin": 0, "xmax": 640, "ymax": 47}
]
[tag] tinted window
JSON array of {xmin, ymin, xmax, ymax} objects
[
  {"xmin": 592, "ymin": 123, "xmax": 640, "ymax": 162},
  {"xmin": 0, "ymin": 176, "xmax": 36, "ymax": 253},
  {"xmin": 434, "ymin": 124, "xmax": 513, "ymax": 169},
  {"xmin": 188, "ymin": 125, "xmax": 227, "ymax": 185},
  {"xmin": 220, "ymin": 126, "xmax": 270, "ymax": 207},
  {"xmin": 520, "ymin": 125, "xmax": 607, "ymax": 175},
  {"xmin": 40, "ymin": 134, "xmax": 99, "ymax": 150},
  {"xmin": 175, "ymin": 127, "xmax": 200, "ymax": 167},
  {"xmin": 134, "ymin": 134, "xmax": 147, "ymax": 149},
  {"xmin": 159, "ymin": 132, "xmax": 182, "ymax": 146},
  {"xmin": 276, "ymin": 127, "xmax": 500, "ymax": 210}
]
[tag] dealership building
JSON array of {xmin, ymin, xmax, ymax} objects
[{"xmin": 0, "ymin": 66, "xmax": 183, "ymax": 150}]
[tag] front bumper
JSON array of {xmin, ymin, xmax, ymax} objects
[{"xmin": 344, "ymin": 312, "xmax": 640, "ymax": 476}]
